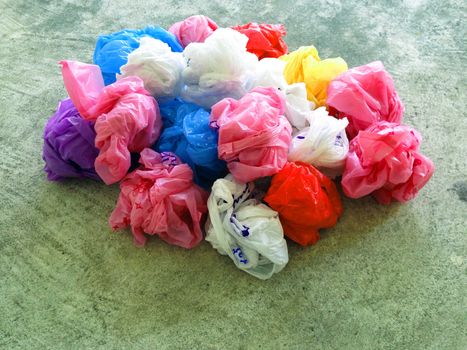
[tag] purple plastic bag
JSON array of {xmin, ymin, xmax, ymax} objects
[{"xmin": 42, "ymin": 98, "xmax": 100, "ymax": 181}]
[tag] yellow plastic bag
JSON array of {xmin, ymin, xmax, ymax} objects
[{"xmin": 280, "ymin": 46, "xmax": 347, "ymax": 107}]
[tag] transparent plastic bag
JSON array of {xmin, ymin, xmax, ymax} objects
[{"xmin": 181, "ymin": 28, "xmax": 258, "ymax": 108}]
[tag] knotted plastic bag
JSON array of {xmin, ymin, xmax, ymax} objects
[
  {"xmin": 155, "ymin": 99, "xmax": 227, "ymax": 189},
  {"xmin": 109, "ymin": 148, "xmax": 208, "ymax": 247},
  {"xmin": 43, "ymin": 98, "xmax": 100, "ymax": 181},
  {"xmin": 211, "ymin": 86, "xmax": 292, "ymax": 183},
  {"xmin": 93, "ymin": 26, "xmax": 182, "ymax": 85},
  {"xmin": 288, "ymin": 107, "xmax": 349, "ymax": 177},
  {"xmin": 326, "ymin": 61, "xmax": 405, "ymax": 139},
  {"xmin": 231, "ymin": 22, "xmax": 288, "ymax": 59},
  {"xmin": 60, "ymin": 60, "xmax": 162, "ymax": 184},
  {"xmin": 280, "ymin": 45, "xmax": 348, "ymax": 107},
  {"xmin": 264, "ymin": 162, "xmax": 343, "ymax": 246},
  {"xmin": 205, "ymin": 175, "xmax": 288, "ymax": 279},
  {"xmin": 181, "ymin": 28, "xmax": 258, "ymax": 108},
  {"xmin": 342, "ymin": 121, "xmax": 434, "ymax": 204},
  {"xmin": 169, "ymin": 15, "xmax": 218, "ymax": 47},
  {"xmin": 118, "ymin": 37, "xmax": 186, "ymax": 100}
]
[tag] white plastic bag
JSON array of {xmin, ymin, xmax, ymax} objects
[
  {"xmin": 249, "ymin": 59, "xmax": 313, "ymax": 131},
  {"xmin": 288, "ymin": 107, "xmax": 349, "ymax": 177},
  {"xmin": 250, "ymin": 58, "xmax": 288, "ymax": 90},
  {"xmin": 181, "ymin": 28, "xmax": 258, "ymax": 108},
  {"xmin": 284, "ymin": 83, "xmax": 314, "ymax": 130},
  {"xmin": 119, "ymin": 37, "xmax": 186, "ymax": 99},
  {"xmin": 205, "ymin": 175, "xmax": 289, "ymax": 280}
]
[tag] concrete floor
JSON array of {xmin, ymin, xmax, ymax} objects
[{"xmin": 0, "ymin": 0, "xmax": 465, "ymax": 349}]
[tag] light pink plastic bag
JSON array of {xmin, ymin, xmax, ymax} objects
[
  {"xmin": 342, "ymin": 122, "xmax": 434, "ymax": 204},
  {"xmin": 210, "ymin": 87, "xmax": 292, "ymax": 183},
  {"xmin": 109, "ymin": 149, "xmax": 208, "ymax": 247},
  {"xmin": 60, "ymin": 60, "xmax": 162, "ymax": 184},
  {"xmin": 326, "ymin": 61, "xmax": 404, "ymax": 139},
  {"xmin": 169, "ymin": 15, "xmax": 218, "ymax": 47}
]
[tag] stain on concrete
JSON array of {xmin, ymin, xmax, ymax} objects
[{"xmin": 452, "ymin": 181, "xmax": 467, "ymax": 202}]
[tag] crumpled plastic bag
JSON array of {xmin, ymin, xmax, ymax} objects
[
  {"xmin": 181, "ymin": 28, "xmax": 259, "ymax": 108},
  {"xmin": 231, "ymin": 22, "xmax": 288, "ymax": 59},
  {"xmin": 283, "ymin": 83, "xmax": 314, "ymax": 130},
  {"xmin": 169, "ymin": 15, "xmax": 218, "ymax": 47},
  {"xmin": 250, "ymin": 57, "xmax": 288, "ymax": 90},
  {"xmin": 341, "ymin": 121, "xmax": 434, "ymax": 204},
  {"xmin": 60, "ymin": 60, "xmax": 162, "ymax": 184},
  {"xmin": 109, "ymin": 148, "xmax": 208, "ymax": 247},
  {"xmin": 211, "ymin": 86, "xmax": 292, "ymax": 183},
  {"xmin": 205, "ymin": 175, "xmax": 288, "ymax": 279},
  {"xmin": 43, "ymin": 98, "xmax": 100, "ymax": 181},
  {"xmin": 288, "ymin": 107, "xmax": 349, "ymax": 177},
  {"xmin": 118, "ymin": 37, "xmax": 186, "ymax": 100},
  {"xmin": 249, "ymin": 58, "xmax": 314, "ymax": 130},
  {"xmin": 326, "ymin": 61, "xmax": 405, "ymax": 139},
  {"xmin": 280, "ymin": 45, "xmax": 348, "ymax": 107},
  {"xmin": 264, "ymin": 162, "xmax": 343, "ymax": 246},
  {"xmin": 154, "ymin": 99, "xmax": 227, "ymax": 189},
  {"xmin": 93, "ymin": 26, "xmax": 183, "ymax": 85}
]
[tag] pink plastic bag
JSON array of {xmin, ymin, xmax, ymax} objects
[
  {"xmin": 210, "ymin": 87, "xmax": 292, "ymax": 183},
  {"xmin": 109, "ymin": 149, "xmax": 208, "ymax": 247},
  {"xmin": 326, "ymin": 61, "xmax": 404, "ymax": 139},
  {"xmin": 169, "ymin": 15, "xmax": 218, "ymax": 47},
  {"xmin": 60, "ymin": 60, "xmax": 162, "ymax": 184},
  {"xmin": 342, "ymin": 122, "xmax": 434, "ymax": 204}
]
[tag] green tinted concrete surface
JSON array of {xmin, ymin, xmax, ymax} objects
[{"xmin": 0, "ymin": 0, "xmax": 465, "ymax": 349}]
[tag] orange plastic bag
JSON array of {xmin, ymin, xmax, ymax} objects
[{"xmin": 264, "ymin": 162, "xmax": 343, "ymax": 246}]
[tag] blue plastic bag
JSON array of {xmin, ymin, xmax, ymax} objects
[
  {"xmin": 93, "ymin": 26, "xmax": 183, "ymax": 85},
  {"xmin": 154, "ymin": 99, "xmax": 227, "ymax": 189}
]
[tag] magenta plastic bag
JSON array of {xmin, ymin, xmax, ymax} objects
[
  {"xmin": 42, "ymin": 98, "xmax": 100, "ymax": 181},
  {"xmin": 210, "ymin": 87, "xmax": 292, "ymax": 183},
  {"xmin": 326, "ymin": 61, "xmax": 404, "ymax": 139},
  {"xmin": 169, "ymin": 15, "xmax": 218, "ymax": 47},
  {"xmin": 60, "ymin": 60, "xmax": 162, "ymax": 184},
  {"xmin": 342, "ymin": 121, "xmax": 434, "ymax": 204},
  {"xmin": 109, "ymin": 148, "xmax": 208, "ymax": 248}
]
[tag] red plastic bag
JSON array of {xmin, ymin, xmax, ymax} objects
[
  {"xmin": 231, "ymin": 22, "xmax": 288, "ymax": 59},
  {"xmin": 264, "ymin": 162, "xmax": 343, "ymax": 246}
]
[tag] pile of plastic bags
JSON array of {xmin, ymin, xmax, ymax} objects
[{"xmin": 42, "ymin": 15, "xmax": 435, "ymax": 280}]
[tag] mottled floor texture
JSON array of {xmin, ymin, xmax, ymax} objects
[{"xmin": 0, "ymin": 0, "xmax": 466, "ymax": 349}]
